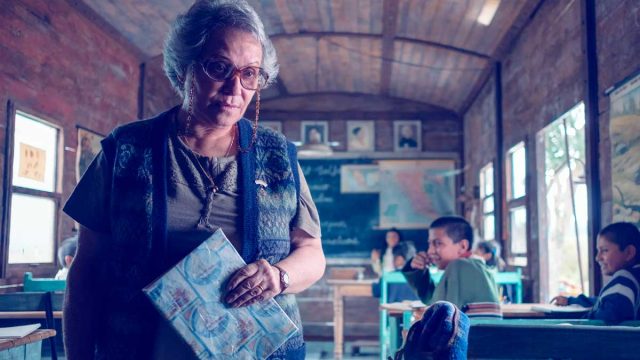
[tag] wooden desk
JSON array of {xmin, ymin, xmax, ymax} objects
[
  {"xmin": 502, "ymin": 303, "xmax": 587, "ymax": 319},
  {"xmin": 0, "ymin": 312, "xmax": 62, "ymax": 320},
  {"xmin": 0, "ymin": 329, "xmax": 56, "ymax": 359},
  {"xmin": 327, "ymin": 279, "xmax": 375, "ymax": 360}
]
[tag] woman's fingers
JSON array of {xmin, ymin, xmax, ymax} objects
[{"xmin": 225, "ymin": 259, "xmax": 279, "ymax": 307}]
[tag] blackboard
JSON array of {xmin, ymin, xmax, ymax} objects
[{"xmin": 300, "ymin": 158, "xmax": 429, "ymax": 259}]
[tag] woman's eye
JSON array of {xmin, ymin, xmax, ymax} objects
[
  {"xmin": 241, "ymin": 68, "xmax": 257, "ymax": 78},
  {"xmin": 208, "ymin": 61, "xmax": 229, "ymax": 75}
]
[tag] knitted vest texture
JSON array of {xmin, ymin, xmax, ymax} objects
[{"xmin": 96, "ymin": 107, "xmax": 304, "ymax": 359}]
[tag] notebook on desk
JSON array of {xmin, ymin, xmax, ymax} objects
[
  {"xmin": 530, "ymin": 304, "xmax": 592, "ymax": 313},
  {"xmin": 0, "ymin": 324, "xmax": 40, "ymax": 339}
]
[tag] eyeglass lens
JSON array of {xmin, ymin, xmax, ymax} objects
[{"xmin": 202, "ymin": 59, "xmax": 267, "ymax": 90}]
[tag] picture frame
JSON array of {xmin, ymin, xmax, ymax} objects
[
  {"xmin": 301, "ymin": 121, "xmax": 328, "ymax": 145},
  {"xmin": 76, "ymin": 126, "xmax": 104, "ymax": 181},
  {"xmin": 394, "ymin": 120, "xmax": 422, "ymax": 152},
  {"xmin": 346, "ymin": 121, "xmax": 375, "ymax": 152},
  {"xmin": 261, "ymin": 121, "xmax": 282, "ymax": 133}
]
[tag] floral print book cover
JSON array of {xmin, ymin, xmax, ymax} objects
[{"xmin": 144, "ymin": 229, "xmax": 298, "ymax": 359}]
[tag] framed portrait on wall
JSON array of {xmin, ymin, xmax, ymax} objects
[
  {"xmin": 346, "ymin": 121, "xmax": 375, "ymax": 152},
  {"xmin": 76, "ymin": 126, "xmax": 104, "ymax": 181},
  {"xmin": 394, "ymin": 120, "xmax": 422, "ymax": 152},
  {"xmin": 301, "ymin": 121, "xmax": 328, "ymax": 145},
  {"xmin": 261, "ymin": 121, "xmax": 282, "ymax": 133}
]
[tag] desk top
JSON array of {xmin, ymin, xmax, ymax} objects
[
  {"xmin": 0, "ymin": 329, "xmax": 56, "ymax": 351},
  {"xmin": 327, "ymin": 279, "xmax": 377, "ymax": 286},
  {"xmin": 380, "ymin": 303, "xmax": 586, "ymax": 319}
]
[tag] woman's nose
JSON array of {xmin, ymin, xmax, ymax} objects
[{"xmin": 222, "ymin": 74, "xmax": 242, "ymax": 95}]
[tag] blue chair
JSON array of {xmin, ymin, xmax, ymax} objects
[
  {"xmin": 23, "ymin": 272, "xmax": 66, "ymax": 292},
  {"xmin": 494, "ymin": 268, "xmax": 523, "ymax": 303},
  {"xmin": 379, "ymin": 271, "xmax": 415, "ymax": 360}
]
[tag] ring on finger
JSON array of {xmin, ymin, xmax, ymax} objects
[{"xmin": 256, "ymin": 284, "xmax": 264, "ymax": 293}]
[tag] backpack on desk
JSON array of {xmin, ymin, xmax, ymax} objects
[{"xmin": 392, "ymin": 301, "xmax": 470, "ymax": 360}]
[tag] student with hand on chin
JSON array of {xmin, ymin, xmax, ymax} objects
[{"xmin": 402, "ymin": 216, "xmax": 499, "ymax": 309}]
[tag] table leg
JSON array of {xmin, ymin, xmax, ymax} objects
[{"xmin": 333, "ymin": 287, "xmax": 344, "ymax": 360}]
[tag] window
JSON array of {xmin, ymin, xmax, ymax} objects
[
  {"xmin": 537, "ymin": 103, "xmax": 588, "ymax": 301},
  {"xmin": 506, "ymin": 142, "xmax": 527, "ymax": 264},
  {"xmin": 479, "ymin": 162, "xmax": 495, "ymax": 241},
  {"xmin": 7, "ymin": 111, "xmax": 61, "ymax": 265}
]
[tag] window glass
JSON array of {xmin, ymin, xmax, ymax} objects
[
  {"xmin": 12, "ymin": 112, "xmax": 58, "ymax": 192},
  {"xmin": 8, "ymin": 194, "xmax": 56, "ymax": 264},
  {"xmin": 509, "ymin": 144, "xmax": 526, "ymax": 199},
  {"xmin": 509, "ymin": 206, "xmax": 527, "ymax": 254}
]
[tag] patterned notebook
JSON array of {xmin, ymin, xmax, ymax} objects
[{"xmin": 143, "ymin": 229, "xmax": 298, "ymax": 359}]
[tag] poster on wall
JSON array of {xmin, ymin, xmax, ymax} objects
[
  {"xmin": 18, "ymin": 143, "xmax": 46, "ymax": 182},
  {"xmin": 77, "ymin": 127, "xmax": 104, "ymax": 181},
  {"xmin": 379, "ymin": 160, "xmax": 456, "ymax": 228},
  {"xmin": 610, "ymin": 72, "xmax": 640, "ymax": 226}
]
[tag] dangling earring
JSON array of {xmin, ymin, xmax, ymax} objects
[
  {"xmin": 238, "ymin": 89, "xmax": 260, "ymax": 153},
  {"xmin": 182, "ymin": 65, "xmax": 196, "ymax": 135}
]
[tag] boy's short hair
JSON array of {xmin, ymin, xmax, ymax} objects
[
  {"xmin": 392, "ymin": 241, "xmax": 417, "ymax": 260},
  {"xmin": 430, "ymin": 216, "xmax": 474, "ymax": 248},
  {"xmin": 58, "ymin": 235, "xmax": 78, "ymax": 269},
  {"xmin": 599, "ymin": 222, "xmax": 640, "ymax": 262}
]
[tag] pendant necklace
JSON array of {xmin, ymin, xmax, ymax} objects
[{"xmin": 180, "ymin": 125, "xmax": 237, "ymax": 228}]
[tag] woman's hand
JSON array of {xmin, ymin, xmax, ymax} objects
[
  {"xmin": 225, "ymin": 259, "xmax": 281, "ymax": 307},
  {"xmin": 550, "ymin": 296, "xmax": 569, "ymax": 306}
]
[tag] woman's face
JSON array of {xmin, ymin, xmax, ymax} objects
[
  {"xmin": 183, "ymin": 28, "xmax": 262, "ymax": 128},
  {"xmin": 386, "ymin": 231, "xmax": 400, "ymax": 247}
]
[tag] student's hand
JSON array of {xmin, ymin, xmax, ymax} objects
[
  {"xmin": 371, "ymin": 249, "xmax": 380, "ymax": 262},
  {"xmin": 410, "ymin": 251, "xmax": 430, "ymax": 270},
  {"xmin": 550, "ymin": 296, "xmax": 569, "ymax": 306}
]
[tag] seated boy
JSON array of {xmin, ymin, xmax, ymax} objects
[
  {"xmin": 55, "ymin": 234, "xmax": 78, "ymax": 280},
  {"xmin": 551, "ymin": 222, "xmax": 640, "ymax": 323},
  {"xmin": 402, "ymin": 216, "xmax": 499, "ymax": 309}
]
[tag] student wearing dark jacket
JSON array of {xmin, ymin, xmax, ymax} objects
[{"xmin": 552, "ymin": 222, "xmax": 640, "ymax": 323}]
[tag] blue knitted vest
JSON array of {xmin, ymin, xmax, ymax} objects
[{"xmin": 96, "ymin": 107, "xmax": 304, "ymax": 359}]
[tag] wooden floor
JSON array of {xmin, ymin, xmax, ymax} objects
[{"xmin": 306, "ymin": 341, "xmax": 379, "ymax": 359}]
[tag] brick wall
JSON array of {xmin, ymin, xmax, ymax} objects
[
  {"xmin": 0, "ymin": 0, "xmax": 140, "ymax": 275},
  {"xmin": 463, "ymin": 0, "xmax": 640, "ymax": 300}
]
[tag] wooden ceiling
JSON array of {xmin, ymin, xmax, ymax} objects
[{"xmin": 78, "ymin": 0, "xmax": 540, "ymax": 114}]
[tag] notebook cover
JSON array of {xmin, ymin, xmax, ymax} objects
[{"xmin": 143, "ymin": 229, "xmax": 298, "ymax": 359}]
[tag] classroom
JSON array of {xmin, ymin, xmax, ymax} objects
[{"xmin": 0, "ymin": 0, "xmax": 639, "ymax": 359}]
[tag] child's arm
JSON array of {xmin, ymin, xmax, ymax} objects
[
  {"xmin": 401, "ymin": 253, "xmax": 436, "ymax": 303},
  {"xmin": 567, "ymin": 294, "xmax": 597, "ymax": 307}
]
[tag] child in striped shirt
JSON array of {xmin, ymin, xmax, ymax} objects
[{"xmin": 552, "ymin": 222, "xmax": 640, "ymax": 323}]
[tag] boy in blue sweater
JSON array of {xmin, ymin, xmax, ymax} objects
[{"xmin": 552, "ymin": 222, "xmax": 640, "ymax": 323}]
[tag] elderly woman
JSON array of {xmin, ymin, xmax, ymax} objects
[{"xmin": 62, "ymin": 1, "xmax": 325, "ymax": 359}]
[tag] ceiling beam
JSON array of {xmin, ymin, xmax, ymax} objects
[
  {"xmin": 380, "ymin": 0, "xmax": 400, "ymax": 96},
  {"xmin": 459, "ymin": 0, "xmax": 543, "ymax": 114},
  {"xmin": 269, "ymin": 32, "xmax": 493, "ymax": 61}
]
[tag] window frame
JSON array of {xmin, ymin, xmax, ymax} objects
[
  {"xmin": 1, "ymin": 101, "xmax": 63, "ymax": 278},
  {"xmin": 505, "ymin": 141, "xmax": 528, "ymax": 263},
  {"xmin": 479, "ymin": 162, "xmax": 496, "ymax": 241}
]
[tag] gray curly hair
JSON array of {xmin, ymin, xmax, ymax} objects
[{"xmin": 163, "ymin": 0, "xmax": 279, "ymax": 98}]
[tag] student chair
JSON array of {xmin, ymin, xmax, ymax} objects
[
  {"xmin": 379, "ymin": 271, "xmax": 414, "ymax": 360},
  {"xmin": 0, "ymin": 291, "xmax": 63, "ymax": 360},
  {"xmin": 23, "ymin": 272, "xmax": 66, "ymax": 292},
  {"xmin": 494, "ymin": 268, "xmax": 523, "ymax": 303}
]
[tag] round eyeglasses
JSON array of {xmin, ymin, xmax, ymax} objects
[{"xmin": 200, "ymin": 59, "xmax": 269, "ymax": 90}]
